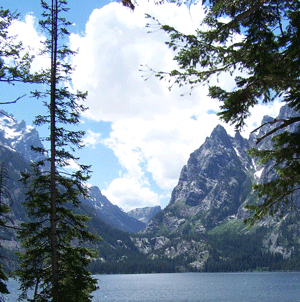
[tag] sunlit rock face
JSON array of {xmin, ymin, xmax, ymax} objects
[
  {"xmin": 0, "ymin": 111, "xmax": 45, "ymax": 162},
  {"xmin": 136, "ymin": 105, "xmax": 300, "ymax": 268},
  {"xmin": 142, "ymin": 123, "xmax": 256, "ymax": 235}
]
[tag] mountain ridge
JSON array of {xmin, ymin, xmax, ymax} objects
[
  {"xmin": 127, "ymin": 206, "xmax": 162, "ymax": 224},
  {"xmin": 1, "ymin": 106, "xmax": 300, "ymax": 273},
  {"xmin": 0, "ymin": 110, "xmax": 145, "ymax": 233}
]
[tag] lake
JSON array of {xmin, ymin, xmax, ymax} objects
[{"xmin": 6, "ymin": 272, "xmax": 300, "ymax": 301}]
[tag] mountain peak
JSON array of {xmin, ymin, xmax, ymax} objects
[
  {"xmin": 211, "ymin": 124, "xmax": 227, "ymax": 137},
  {"xmin": 0, "ymin": 110, "xmax": 44, "ymax": 162},
  {"xmin": 208, "ymin": 124, "xmax": 231, "ymax": 148}
]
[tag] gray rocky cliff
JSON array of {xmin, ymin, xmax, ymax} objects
[
  {"xmin": 143, "ymin": 124, "xmax": 255, "ymax": 235},
  {"xmin": 0, "ymin": 111, "xmax": 45, "ymax": 163},
  {"xmin": 127, "ymin": 206, "xmax": 161, "ymax": 224}
]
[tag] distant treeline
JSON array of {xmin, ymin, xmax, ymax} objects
[{"xmin": 89, "ymin": 228, "xmax": 300, "ymax": 274}]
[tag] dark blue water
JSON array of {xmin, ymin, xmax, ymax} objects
[{"xmin": 6, "ymin": 272, "xmax": 300, "ymax": 301}]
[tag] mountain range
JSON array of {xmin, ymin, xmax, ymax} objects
[
  {"xmin": 0, "ymin": 106, "xmax": 300, "ymax": 273},
  {"xmin": 0, "ymin": 110, "xmax": 147, "ymax": 233}
]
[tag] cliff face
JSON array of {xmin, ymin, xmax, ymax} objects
[
  {"xmin": 134, "ymin": 105, "xmax": 300, "ymax": 270},
  {"xmin": 127, "ymin": 206, "xmax": 161, "ymax": 224},
  {"xmin": 169, "ymin": 125, "xmax": 252, "ymax": 223},
  {"xmin": 142, "ymin": 124, "xmax": 255, "ymax": 235}
]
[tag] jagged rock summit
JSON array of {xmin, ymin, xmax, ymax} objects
[
  {"xmin": 143, "ymin": 124, "xmax": 255, "ymax": 235},
  {"xmin": 0, "ymin": 111, "xmax": 44, "ymax": 163}
]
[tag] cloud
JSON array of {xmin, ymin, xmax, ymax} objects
[
  {"xmin": 104, "ymin": 109, "xmax": 223, "ymax": 190},
  {"xmin": 70, "ymin": 1, "xmax": 206, "ymax": 122},
  {"xmin": 8, "ymin": 14, "xmax": 48, "ymax": 72},
  {"xmin": 83, "ymin": 129, "xmax": 102, "ymax": 148},
  {"xmin": 64, "ymin": 159, "xmax": 81, "ymax": 171},
  {"xmin": 69, "ymin": 1, "xmax": 283, "ymax": 210},
  {"xmin": 102, "ymin": 175, "xmax": 162, "ymax": 212}
]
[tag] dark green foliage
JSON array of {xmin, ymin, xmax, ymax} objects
[
  {"xmin": 203, "ymin": 224, "xmax": 300, "ymax": 272},
  {"xmin": 90, "ymin": 256, "xmax": 177, "ymax": 275},
  {"xmin": 0, "ymin": 162, "xmax": 12, "ymax": 299},
  {"xmin": 151, "ymin": 0, "xmax": 300, "ymax": 224},
  {"xmin": 16, "ymin": 166, "xmax": 99, "ymax": 301}
]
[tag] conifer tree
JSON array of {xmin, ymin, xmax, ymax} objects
[
  {"xmin": 149, "ymin": 0, "xmax": 300, "ymax": 224},
  {"xmin": 15, "ymin": 1, "xmax": 99, "ymax": 301},
  {"xmin": 0, "ymin": 162, "xmax": 13, "ymax": 300}
]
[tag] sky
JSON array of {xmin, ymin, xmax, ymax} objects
[{"xmin": 0, "ymin": 0, "xmax": 283, "ymax": 212}]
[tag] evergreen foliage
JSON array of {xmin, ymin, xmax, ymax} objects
[
  {"xmin": 15, "ymin": 1, "xmax": 99, "ymax": 301},
  {"xmin": 0, "ymin": 162, "xmax": 13, "ymax": 299},
  {"xmin": 149, "ymin": 0, "xmax": 300, "ymax": 224},
  {"xmin": 0, "ymin": 6, "xmax": 40, "ymax": 289},
  {"xmin": 0, "ymin": 7, "xmax": 41, "ymax": 99}
]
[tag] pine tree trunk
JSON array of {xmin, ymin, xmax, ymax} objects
[{"xmin": 50, "ymin": 0, "xmax": 59, "ymax": 301}]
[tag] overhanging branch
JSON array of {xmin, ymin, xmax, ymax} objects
[
  {"xmin": 252, "ymin": 116, "xmax": 300, "ymax": 144},
  {"xmin": 0, "ymin": 94, "xmax": 26, "ymax": 105}
]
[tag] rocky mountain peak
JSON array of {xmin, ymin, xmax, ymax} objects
[
  {"xmin": 137, "ymin": 105, "xmax": 300, "ymax": 270},
  {"xmin": 143, "ymin": 104, "xmax": 299, "ymax": 238},
  {"xmin": 209, "ymin": 124, "xmax": 231, "ymax": 148},
  {"xmin": 89, "ymin": 186, "xmax": 103, "ymax": 200},
  {"xmin": 0, "ymin": 110, "xmax": 44, "ymax": 162},
  {"xmin": 148, "ymin": 124, "xmax": 254, "ymax": 235}
]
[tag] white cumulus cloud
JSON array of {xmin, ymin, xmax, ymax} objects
[
  {"xmin": 69, "ymin": 1, "xmax": 283, "ymax": 210},
  {"xmin": 8, "ymin": 14, "xmax": 48, "ymax": 72},
  {"xmin": 102, "ymin": 175, "xmax": 162, "ymax": 212}
]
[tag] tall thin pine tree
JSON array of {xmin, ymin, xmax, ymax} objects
[{"xmin": 16, "ymin": 1, "xmax": 99, "ymax": 301}]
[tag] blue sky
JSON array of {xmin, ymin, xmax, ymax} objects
[{"xmin": 1, "ymin": 0, "xmax": 282, "ymax": 211}]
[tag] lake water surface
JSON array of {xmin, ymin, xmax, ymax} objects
[{"xmin": 6, "ymin": 272, "xmax": 300, "ymax": 301}]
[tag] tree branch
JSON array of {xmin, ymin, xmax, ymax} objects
[
  {"xmin": 252, "ymin": 116, "xmax": 300, "ymax": 144},
  {"xmin": 226, "ymin": 0, "xmax": 268, "ymax": 26},
  {"xmin": 0, "ymin": 94, "xmax": 26, "ymax": 105}
]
